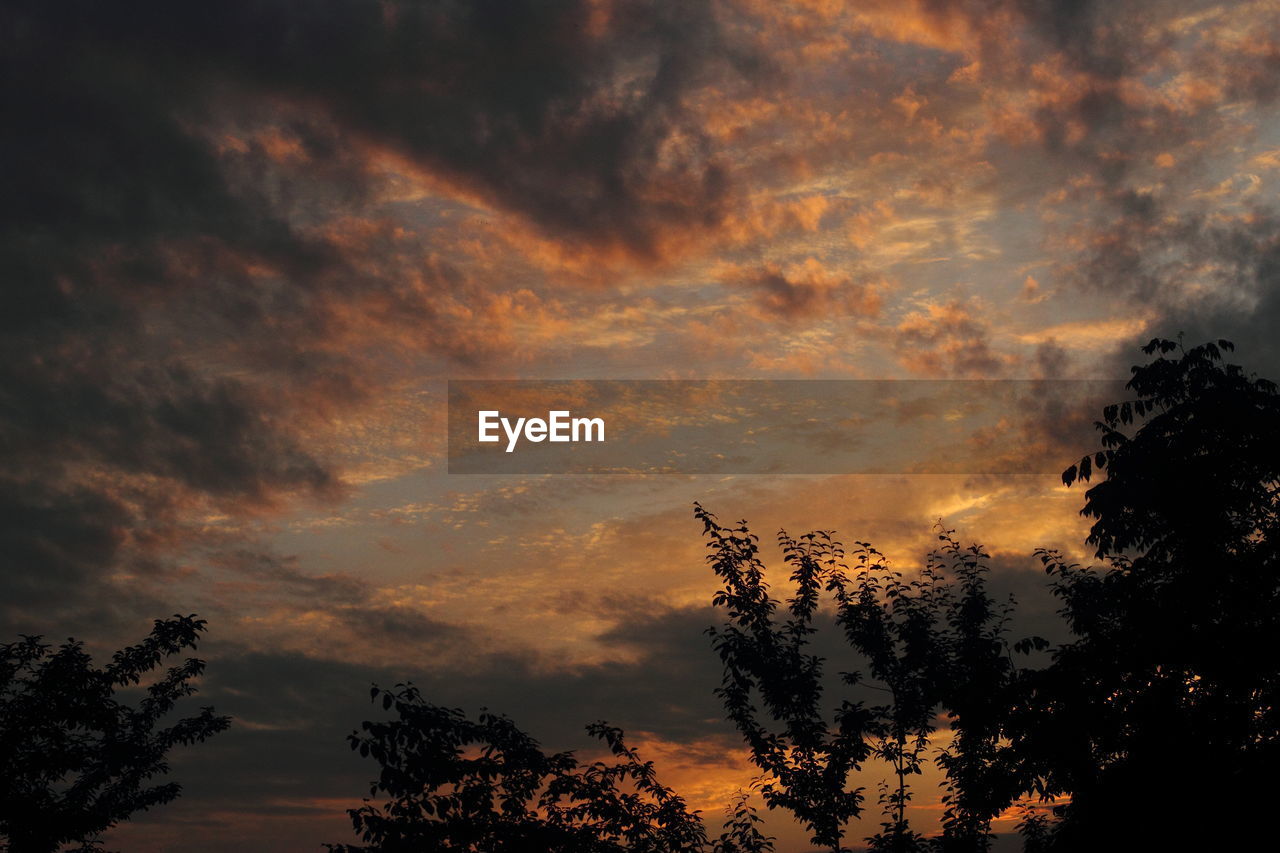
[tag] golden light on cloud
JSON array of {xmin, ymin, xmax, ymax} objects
[{"xmin": 9, "ymin": 0, "xmax": 1280, "ymax": 850}]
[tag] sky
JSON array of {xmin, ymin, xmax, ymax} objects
[{"xmin": 4, "ymin": 1, "xmax": 1280, "ymax": 850}]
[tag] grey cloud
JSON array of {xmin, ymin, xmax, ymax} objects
[{"xmin": 2, "ymin": 0, "xmax": 754, "ymax": 633}]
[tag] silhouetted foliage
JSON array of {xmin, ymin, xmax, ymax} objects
[
  {"xmin": 698, "ymin": 513, "xmax": 872, "ymax": 852},
  {"xmin": 696, "ymin": 505, "xmax": 1023, "ymax": 852},
  {"xmin": 329, "ymin": 683, "xmax": 773, "ymax": 853},
  {"xmin": 0, "ymin": 615, "xmax": 229, "ymax": 853},
  {"xmin": 1062, "ymin": 337, "xmax": 1280, "ymax": 560},
  {"xmin": 922, "ymin": 539, "xmax": 1026, "ymax": 853},
  {"xmin": 1011, "ymin": 804, "xmax": 1051, "ymax": 853},
  {"xmin": 1005, "ymin": 338, "xmax": 1280, "ymax": 849},
  {"xmin": 713, "ymin": 791, "xmax": 775, "ymax": 853},
  {"xmin": 330, "ymin": 336, "xmax": 1279, "ymax": 852}
]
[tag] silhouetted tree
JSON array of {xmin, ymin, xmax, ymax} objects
[
  {"xmin": 698, "ymin": 512, "xmax": 873, "ymax": 852},
  {"xmin": 714, "ymin": 792, "xmax": 776, "ymax": 853},
  {"xmin": 1064, "ymin": 338, "xmax": 1280, "ymax": 561},
  {"xmin": 1002, "ymin": 338, "xmax": 1280, "ymax": 849},
  {"xmin": 0, "ymin": 614, "xmax": 230, "ymax": 853},
  {"xmin": 330, "ymin": 336, "xmax": 1279, "ymax": 852},
  {"xmin": 696, "ymin": 506, "xmax": 1021, "ymax": 852},
  {"xmin": 329, "ymin": 683, "xmax": 772, "ymax": 853},
  {"xmin": 927, "ymin": 535, "xmax": 1033, "ymax": 853},
  {"xmin": 824, "ymin": 534, "xmax": 943, "ymax": 853}
]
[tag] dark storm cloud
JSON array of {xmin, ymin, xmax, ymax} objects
[
  {"xmin": 943, "ymin": 0, "xmax": 1212, "ymax": 79},
  {"xmin": 1085, "ymin": 203, "xmax": 1280, "ymax": 375},
  {"xmin": 892, "ymin": 300, "xmax": 1012, "ymax": 378},
  {"xmin": 934, "ymin": 0, "xmax": 1280, "ymax": 371},
  {"xmin": 0, "ymin": 483, "xmax": 129, "ymax": 609},
  {"xmin": 1, "ymin": 0, "xmax": 748, "ymax": 627},
  {"xmin": 1006, "ymin": 0, "xmax": 1189, "ymax": 79},
  {"xmin": 7, "ymin": 0, "xmax": 742, "ymax": 259},
  {"xmin": 923, "ymin": 0, "xmax": 1274, "ymax": 184},
  {"xmin": 213, "ymin": 550, "xmax": 372, "ymax": 605},
  {"xmin": 0, "ymin": 338, "xmax": 342, "ymax": 622},
  {"xmin": 729, "ymin": 261, "xmax": 882, "ymax": 320},
  {"xmin": 3, "ymin": 362, "xmax": 335, "ymax": 499}
]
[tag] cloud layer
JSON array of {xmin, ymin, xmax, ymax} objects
[{"xmin": 4, "ymin": 1, "xmax": 1280, "ymax": 850}]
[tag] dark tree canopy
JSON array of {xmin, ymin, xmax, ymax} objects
[
  {"xmin": 694, "ymin": 338, "xmax": 1280, "ymax": 851},
  {"xmin": 330, "ymin": 683, "xmax": 773, "ymax": 853},
  {"xmin": 0, "ymin": 614, "xmax": 230, "ymax": 853},
  {"xmin": 697, "ymin": 505, "xmax": 1020, "ymax": 853},
  {"xmin": 1013, "ymin": 338, "xmax": 1280, "ymax": 848},
  {"xmin": 1063, "ymin": 337, "xmax": 1280, "ymax": 561}
]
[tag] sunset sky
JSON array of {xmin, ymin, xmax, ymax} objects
[{"xmin": 5, "ymin": 1, "xmax": 1280, "ymax": 850}]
